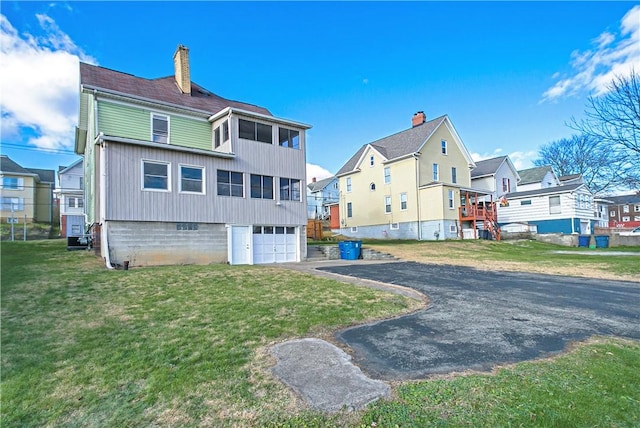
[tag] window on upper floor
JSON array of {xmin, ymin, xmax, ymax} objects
[
  {"xmin": 549, "ymin": 195, "xmax": 561, "ymax": 214},
  {"xmin": 385, "ymin": 196, "xmax": 392, "ymax": 214},
  {"xmin": 369, "ymin": 155, "xmax": 375, "ymax": 167},
  {"xmin": 635, "ymin": 205, "xmax": 640, "ymax": 212},
  {"xmin": 250, "ymin": 174, "xmax": 274, "ymax": 199},
  {"xmin": 451, "ymin": 167, "xmax": 457, "ymax": 184},
  {"xmin": 432, "ymin": 163, "xmax": 439, "ymax": 181},
  {"xmin": 280, "ymin": 178, "xmax": 301, "ymax": 201},
  {"xmin": 441, "ymin": 140, "xmax": 447, "ymax": 155},
  {"xmin": 502, "ymin": 178, "xmax": 510, "ymax": 193},
  {"xmin": 151, "ymin": 113, "xmax": 169, "ymax": 144},
  {"xmin": 142, "ymin": 160, "xmax": 170, "ymax": 191},
  {"xmin": 214, "ymin": 121, "xmax": 230, "ymax": 148},
  {"xmin": 1, "ymin": 197, "xmax": 24, "ymax": 211},
  {"xmin": 239, "ymin": 119, "xmax": 272, "ymax": 144},
  {"xmin": 279, "ymin": 127, "xmax": 299, "ymax": 149},
  {"xmin": 610, "ymin": 210, "xmax": 616, "ymax": 217},
  {"xmin": 370, "ymin": 183, "xmax": 376, "ymax": 191},
  {"xmin": 1, "ymin": 177, "xmax": 24, "ymax": 190},
  {"xmin": 400, "ymin": 193, "xmax": 407, "ymax": 210},
  {"xmin": 67, "ymin": 197, "xmax": 84, "ymax": 208},
  {"xmin": 180, "ymin": 165, "xmax": 204, "ymax": 194},
  {"xmin": 623, "ymin": 205, "xmax": 630, "ymax": 213},
  {"xmin": 384, "ymin": 167, "xmax": 391, "ymax": 184},
  {"xmin": 346, "ymin": 177, "xmax": 352, "ymax": 192},
  {"xmin": 217, "ymin": 170, "xmax": 244, "ymax": 197}
]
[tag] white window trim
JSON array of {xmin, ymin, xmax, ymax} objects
[
  {"xmin": 369, "ymin": 155, "xmax": 375, "ymax": 167},
  {"xmin": 385, "ymin": 195, "xmax": 392, "ymax": 214},
  {"xmin": 141, "ymin": 159, "xmax": 171, "ymax": 192},
  {"xmin": 448, "ymin": 190, "xmax": 455, "ymax": 209},
  {"xmin": 1, "ymin": 177, "xmax": 24, "ymax": 190},
  {"xmin": 383, "ymin": 167, "xmax": 391, "ymax": 184},
  {"xmin": 178, "ymin": 164, "xmax": 205, "ymax": 195},
  {"xmin": 449, "ymin": 224, "xmax": 457, "ymax": 233},
  {"xmin": 433, "ymin": 163, "xmax": 439, "ymax": 181},
  {"xmin": 346, "ymin": 177, "xmax": 352, "ymax": 193},
  {"xmin": 390, "ymin": 222, "xmax": 399, "ymax": 230},
  {"xmin": 151, "ymin": 113, "xmax": 170, "ymax": 144},
  {"xmin": 400, "ymin": 193, "xmax": 408, "ymax": 211},
  {"xmin": 441, "ymin": 140, "xmax": 447, "ymax": 155},
  {"xmin": 350, "ymin": 226, "xmax": 358, "ymax": 233}
]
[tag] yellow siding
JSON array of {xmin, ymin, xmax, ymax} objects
[{"xmin": 419, "ymin": 123, "xmax": 471, "ymax": 188}]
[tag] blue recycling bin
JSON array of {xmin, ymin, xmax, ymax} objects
[
  {"xmin": 594, "ymin": 235, "xmax": 609, "ymax": 248},
  {"xmin": 578, "ymin": 235, "xmax": 590, "ymax": 248},
  {"xmin": 340, "ymin": 240, "xmax": 362, "ymax": 260}
]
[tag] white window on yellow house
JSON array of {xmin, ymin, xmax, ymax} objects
[
  {"xmin": 448, "ymin": 190, "xmax": 454, "ymax": 209},
  {"xmin": 451, "ymin": 167, "xmax": 457, "ymax": 184},
  {"xmin": 400, "ymin": 193, "xmax": 407, "ymax": 210},
  {"xmin": 1, "ymin": 177, "xmax": 24, "ymax": 190},
  {"xmin": 346, "ymin": 177, "xmax": 352, "ymax": 192},
  {"xmin": 369, "ymin": 155, "xmax": 375, "ymax": 167},
  {"xmin": 347, "ymin": 202, "xmax": 353, "ymax": 218},
  {"xmin": 441, "ymin": 140, "xmax": 447, "ymax": 155},
  {"xmin": 384, "ymin": 167, "xmax": 390, "ymax": 184},
  {"xmin": 433, "ymin": 163, "xmax": 439, "ymax": 181},
  {"xmin": 385, "ymin": 196, "xmax": 391, "ymax": 213}
]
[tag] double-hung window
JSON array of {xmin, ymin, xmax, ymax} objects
[
  {"xmin": 142, "ymin": 160, "xmax": 170, "ymax": 191},
  {"xmin": 448, "ymin": 190, "xmax": 455, "ymax": 209},
  {"xmin": 384, "ymin": 167, "xmax": 391, "ymax": 184},
  {"xmin": 347, "ymin": 202, "xmax": 353, "ymax": 218},
  {"xmin": 278, "ymin": 127, "xmax": 299, "ymax": 149},
  {"xmin": 1, "ymin": 197, "xmax": 24, "ymax": 211},
  {"xmin": 250, "ymin": 174, "xmax": 274, "ymax": 199},
  {"xmin": 432, "ymin": 163, "xmax": 439, "ymax": 181},
  {"xmin": 217, "ymin": 170, "xmax": 244, "ymax": 197},
  {"xmin": 239, "ymin": 119, "xmax": 272, "ymax": 144},
  {"xmin": 152, "ymin": 113, "xmax": 169, "ymax": 144},
  {"xmin": 384, "ymin": 196, "xmax": 392, "ymax": 214},
  {"xmin": 180, "ymin": 165, "xmax": 204, "ymax": 194},
  {"xmin": 441, "ymin": 140, "xmax": 447, "ymax": 154},
  {"xmin": 68, "ymin": 197, "xmax": 84, "ymax": 208},
  {"xmin": 400, "ymin": 193, "xmax": 407, "ymax": 210},
  {"xmin": 451, "ymin": 167, "xmax": 457, "ymax": 184},
  {"xmin": 280, "ymin": 178, "xmax": 301, "ymax": 201},
  {"xmin": 549, "ymin": 195, "xmax": 561, "ymax": 214},
  {"xmin": 369, "ymin": 155, "xmax": 375, "ymax": 167},
  {"xmin": 502, "ymin": 178, "xmax": 511, "ymax": 193},
  {"xmin": 1, "ymin": 177, "xmax": 23, "ymax": 190},
  {"xmin": 346, "ymin": 177, "xmax": 352, "ymax": 192}
]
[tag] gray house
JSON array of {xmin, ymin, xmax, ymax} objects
[{"xmin": 75, "ymin": 45, "xmax": 311, "ymax": 267}]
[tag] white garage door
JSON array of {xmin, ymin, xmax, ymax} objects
[{"xmin": 253, "ymin": 226, "xmax": 298, "ymax": 264}]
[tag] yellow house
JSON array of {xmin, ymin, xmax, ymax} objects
[
  {"xmin": 335, "ymin": 112, "xmax": 476, "ymax": 240},
  {"xmin": 1, "ymin": 155, "xmax": 55, "ymax": 223}
]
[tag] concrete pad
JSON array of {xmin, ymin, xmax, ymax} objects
[{"xmin": 271, "ymin": 338, "xmax": 390, "ymax": 412}]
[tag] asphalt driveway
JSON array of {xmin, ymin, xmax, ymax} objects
[{"xmin": 319, "ymin": 262, "xmax": 640, "ymax": 380}]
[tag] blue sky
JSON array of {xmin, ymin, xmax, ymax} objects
[{"xmin": 1, "ymin": 1, "xmax": 638, "ymax": 182}]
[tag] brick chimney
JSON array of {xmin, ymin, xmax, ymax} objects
[
  {"xmin": 412, "ymin": 111, "xmax": 426, "ymax": 127},
  {"xmin": 312, "ymin": 177, "xmax": 317, "ymax": 183},
  {"xmin": 173, "ymin": 45, "xmax": 191, "ymax": 95}
]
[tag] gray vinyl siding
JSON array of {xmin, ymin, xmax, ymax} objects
[{"xmin": 104, "ymin": 140, "xmax": 307, "ymax": 225}]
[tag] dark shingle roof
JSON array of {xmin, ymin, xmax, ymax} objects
[
  {"xmin": 80, "ymin": 63, "xmax": 272, "ymax": 116},
  {"xmin": 505, "ymin": 183, "xmax": 584, "ymax": 199},
  {"xmin": 337, "ymin": 115, "xmax": 447, "ymax": 176},
  {"xmin": 27, "ymin": 168, "xmax": 55, "ymax": 183},
  {"xmin": 308, "ymin": 176, "xmax": 336, "ymax": 192},
  {"xmin": 517, "ymin": 166, "xmax": 554, "ymax": 185},
  {"xmin": 606, "ymin": 193, "xmax": 640, "ymax": 205},
  {"xmin": 471, "ymin": 156, "xmax": 508, "ymax": 178},
  {"xmin": 1, "ymin": 155, "xmax": 31, "ymax": 175}
]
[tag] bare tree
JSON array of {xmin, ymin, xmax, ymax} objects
[
  {"xmin": 569, "ymin": 70, "xmax": 640, "ymax": 189},
  {"xmin": 534, "ymin": 134, "xmax": 622, "ymax": 194}
]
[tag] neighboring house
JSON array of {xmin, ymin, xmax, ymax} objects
[
  {"xmin": 0, "ymin": 155, "xmax": 55, "ymax": 223},
  {"xmin": 497, "ymin": 183, "xmax": 596, "ymax": 234},
  {"xmin": 335, "ymin": 111, "xmax": 476, "ymax": 240},
  {"xmin": 559, "ymin": 173, "xmax": 585, "ymax": 186},
  {"xmin": 517, "ymin": 166, "xmax": 560, "ymax": 192},
  {"xmin": 307, "ymin": 176, "xmax": 338, "ymax": 219},
  {"xmin": 54, "ymin": 158, "xmax": 85, "ymax": 238},
  {"xmin": 607, "ymin": 192, "xmax": 640, "ymax": 229},
  {"xmin": 470, "ymin": 155, "xmax": 520, "ymax": 199},
  {"xmin": 75, "ymin": 45, "xmax": 311, "ymax": 267},
  {"xmin": 593, "ymin": 197, "xmax": 612, "ymax": 228}
]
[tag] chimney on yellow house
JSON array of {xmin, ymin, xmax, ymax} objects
[{"xmin": 173, "ymin": 45, "xmax": 191, "ymax": 94}]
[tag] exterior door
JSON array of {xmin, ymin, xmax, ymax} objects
[{"xmin": 228, "ymin": 226, "xmax": 251, "ymax": 265}]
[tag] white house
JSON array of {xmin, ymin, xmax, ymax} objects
[
  {"xmin": 517, "ymin": 166, "xmax": 560, "ymax": 192},
  {"xmin": 470, "ymin": 155, "xmax": 520, "ymax": 199},
  {"xmin": 55, "ymin": 159, "xmax": 85, "ymax": 238},
  {"xmin": 307, "ymin": 176, "xmax": 338, "ymax": 219}
]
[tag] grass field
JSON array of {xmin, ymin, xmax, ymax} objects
[{"xmin": 2, "ymin": 239, "xmax": 639, "ymax": 427}]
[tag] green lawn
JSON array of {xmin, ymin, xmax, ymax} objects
[{"xmin": 2, "ymin": 239, "xmax": 639, "ymax": 427}]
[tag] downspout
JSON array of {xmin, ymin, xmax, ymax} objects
[
  {"xmin": 570, "ymin": 192, "xmax": 576, "ymax": 234},
  {"xmin": 414, "ymin": 153, "xmax": 422, "ymax": 240},
  {"xmin": 99, "ymin": 135, "xmax": 114, "ymax": 269}
]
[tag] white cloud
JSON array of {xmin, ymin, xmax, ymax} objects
[
  {"xmin": 0, "ymin": 13, "xmax": 96, "ymax": 151},
  {"xmin": 471, "ymin": 148, "xmax": 503, "ymax": 162},
  {"xmin": 306, "ymin": 163, "xmax": 333, "ymax": 183},
  {"xmin": 508, "ymin": 150, "xmax": 537, "ymax": 170},
  {"xmin": 542, "ymin": 5, "xmax": 640, "ymax": 102}
]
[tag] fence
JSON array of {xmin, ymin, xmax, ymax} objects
[{"xmin": 1, "ymin": 219, "xmax": 57, "ymax": 241}]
